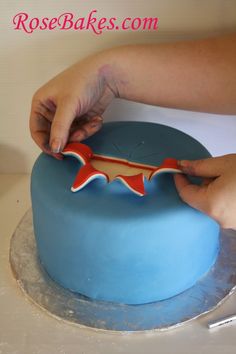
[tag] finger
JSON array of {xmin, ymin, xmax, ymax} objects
[
  {"xmin": 30, "ymin": 122, "xmax": 63, "ymax": 160},
  {"xmin": 49, "ymin": 98, "xmax": 76, "ymax": 153},
  {"xmin": 69, "ymin": 115, "xmax": 103, "ymax": 142},
  {"xmin": 174, "ymin": 174, "xmax": 209, "ymax": 213},
  {"xmin": 29, "ymin": 94, "xmax": 56, "ymax": 147},
  {"xmin": 201, "ymin": 177, "xmax": 214, "ymax": 186},
  {"xmin": 34, "ymin": 103, "xmax": 55, "ymax": 122},
  {"xmin": 30, "ymin": 108, "xmax": 51, "ymax": 151},
  {"xmin": 69, "ymin": 115, "xmax": 90, "ymax": 134},
  {"xmin": 178, "ymin": 156, "xmax": 225, "ymax": 178}
]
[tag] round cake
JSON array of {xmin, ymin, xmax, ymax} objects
[{"xmin": 31, "ymin": 121, "xmax": 220, "ymax": 304}]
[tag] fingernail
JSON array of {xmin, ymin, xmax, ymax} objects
[
  {"xmin": 90, "ymin": 116, "xmax": 103, "ymax": 128},
  {"xmin": 90, "ymin": 122, "xmax": 102, "ymax": 128},
  {"xmin": 70, "ymin": 131, "xmax": 85, "ymax": 142},
  {"xmin": 178, "ymin": 160, "xmax": 187, "ymax": 167},
  {"xmin": 50, "ymin": 138, "xmax": 62, "ymax": 153},
  {"xmin": 93, "ymin": 116, "xmax": 103, "ymax": 122},
  {"xmin": 178, "ymin": 160, "xmax": 194, "ymax": 174}
]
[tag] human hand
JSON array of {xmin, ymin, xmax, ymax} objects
[
  {"xmin": 174, "ymin": 154, "xmax": 236, "ymax": 229},
  {"xmin": 30, "ymin": 52, "xmax": 118, "ymax": 159}
]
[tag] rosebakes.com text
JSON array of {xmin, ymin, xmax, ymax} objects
[{"xmin": 13, "ymin": 11, "xmax": 159, "ymax": 35}]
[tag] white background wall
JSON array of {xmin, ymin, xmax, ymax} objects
[{"xmin": 0, "ymin": 0, "xmax": 236, "ymax": 173}]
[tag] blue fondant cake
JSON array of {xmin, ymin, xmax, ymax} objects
[{"xmin": 31, "ymin": 122, "xmax": 220, "ymax": 304}]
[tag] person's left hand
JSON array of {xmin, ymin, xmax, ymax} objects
[{"xmin": 174, "ymin": 154, "xmax": 236, "ymax": 229}]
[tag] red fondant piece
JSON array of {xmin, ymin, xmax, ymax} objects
[
  {"xmin": 63, "ymin": 143, "xmax": 93, "ymax": 165},
  {"xmin": 62, "ymin": 142, "xmax": 183, "ymax": 196},
  {"xmin": 115, "ymin": 173, "xmax": 146, "ymax": 196},
  {"xmin": 149, "ymin": 158, "xmax": 182, "ymax": 180},
  {"xmin": 161, "ymin": 158, "xmax": 179, "ymax": 169},
  {"xmin": 71, "ymin": 162, "xmax": 109, "ymax": 192}
]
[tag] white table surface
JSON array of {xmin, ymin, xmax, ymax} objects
[{"xmin": 1, "ymin": 104, "xmax": 236, "ymax": 354}]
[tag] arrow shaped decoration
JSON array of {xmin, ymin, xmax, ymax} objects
[{"xmin": 62, "ymin": 143, "xmax": 183, "ymax": 196}]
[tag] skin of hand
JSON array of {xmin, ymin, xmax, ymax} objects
[
  {"xmin": 30, "ymin": 52, "xmax": 121, "ymax": 158},
  {"xmin": 30, "ymin": 33, "xmax": 236, "ymax": 227},
  {"xmin": 30, "ymin": 33, "xmax": 236, "ymax": 157},
  {"xmin": 174, "ymin": 154, "xmax": 236, "ymax": 229}
]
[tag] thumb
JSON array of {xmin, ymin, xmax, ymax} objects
[
  {"xmin": 178, "ymin": 156, "xmax": 224, "ymax": 178},
  {"xmin": 50, "ymin": 99, "xmax": 76, "ymax": 153},
  {"xmin": 174, "ymin": 174, "xmax": 209, "ymax": 213}
]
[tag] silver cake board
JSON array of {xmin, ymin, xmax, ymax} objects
[{"xmin": 9, "ymin": 209, "xmax": 236, "ymax": 333}]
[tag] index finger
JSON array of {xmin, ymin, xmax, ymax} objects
[{"xmin": 30, "ymin": 100, "xmax": 62, "ymax": 159}]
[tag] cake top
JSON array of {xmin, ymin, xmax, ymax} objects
[
  {"xmin": 32, "ymin": 121, "xmax": 211, "ymax": 219},
  {"xmin": 83, "ymin": 121, "xmax": 208, "ymax": 164}
]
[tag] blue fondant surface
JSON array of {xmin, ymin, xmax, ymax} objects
[{"xmin": 31, "ymin": 122, "xmax": 220, "ymax": 304}]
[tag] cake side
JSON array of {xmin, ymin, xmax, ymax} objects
[{"xmin": 31, "ymin": 121, "xmax": 220, "ymax": 304}]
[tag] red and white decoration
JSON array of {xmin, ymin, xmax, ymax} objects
[{"xmin": 62, "ymin": 143, "xmax": 183, "ymax": 197}]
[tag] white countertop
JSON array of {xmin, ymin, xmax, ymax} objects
[{"xmin": 1, "ymin": 173, "xmax": 236, "ymax": 354}]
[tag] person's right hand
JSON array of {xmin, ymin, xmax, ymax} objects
[
  {"xmin": 30, "ymin": 52, "xmax": 118, "ymax": 159},
  {"xmin": 174, "ymin": 154, "xmax": 236, "ymax": 229}
]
